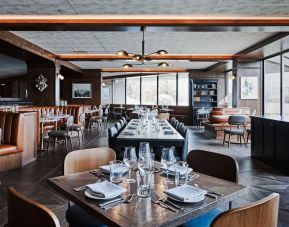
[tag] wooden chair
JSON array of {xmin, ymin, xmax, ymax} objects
[
  {"xmin": 187, "ymin": 149, "xmax": 239, "ymax": 183},
  {"xmin": 6, "ymin": 186, "xmax": 60, "ymax": 227},
  {"xmin": 183, "ymin": 193, "xmax": 279, "ymax": 227},
  {"xmin": 64, "ymin": 148, "xmax": 116, "ymax": 227},
  {"xmin": 71, "ymin": 113, "xmax": 85, "ymax": 145},
  {"xmin": 64, "ymin": 147, "xmax": 116, "ymax": 175},
  {"xmin": 158, "ymin": 112, "xmax": 170, "ymax": 121}
]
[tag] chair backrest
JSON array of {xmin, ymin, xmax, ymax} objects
[
  {"xmin": 174, "ymin": 120, "xmax": 180, "ymax": 129},
  {"xmin": 78, "ymin": 113, "xmax": 85, "ymax": 124},
  {"xmin": 158, "ymin": 112, "xmax": 170, "ymax": 121},
  {"xmin": 228, "ymin": 115, "xmax": 248, "ymax": 126},
  {"xmin": 180, "ymin": 125, "xmax": 187, "ymax": 137},
  {"xmin": 169, "ymin": 117, "xmax": 176, "ymax": 124},
  {"xmin": 121, "ymin": 117, "xmax": 127, "ymax": 124},
  {"xmin": 108, "ymin": 126, "xmax": 118, "ymax": 138},
  {"xmin": 119, "ymin": 119, "xmax": 124, "ymax": 127},
  {"xmin": 177, "ymin": 122, "xmax": 184, "ymax": 132},
  {"xmin": 66, "ymin": 116, "xmax": 74, "ymax": 127},
  {"xmin": 115, "ymin": 122, "xmax": 122, "ymax": 131},
  {"xmin": 64, "ymin": 147, "xmax": 116, "ymax": 175},
  {"xmin": 7, "ymin": 187, "xmax": 60, "ymax": 227},
  {"xmin": 187, "ymin": 150, "xmax": 239, "ymax": 183},
  {"xmin": 211, "ymin": 193, "xmax": 279, "ymax": 227}
]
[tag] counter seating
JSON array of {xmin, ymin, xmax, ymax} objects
[{"xmin": 0, "ymin": 111, "xmax": 37, "ymax": 172}]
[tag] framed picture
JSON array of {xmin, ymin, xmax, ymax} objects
[
  {"xmin": 240, "ymin": 76, "xmax": 259, "ymax": 100},
  {"xmin": 72, "ymin": 83, "xmax": 92, "ymax": 99}
]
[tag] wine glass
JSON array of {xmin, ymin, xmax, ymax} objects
[
  {"xmin": 138, "ymin": 152, "xmax": 153, "ymax": 174},
  {"xmin": 161, "ymin": 147, "xmax": 176, "ymax": 185},
  {"xmin": 123, "ymin": 146, "xmax": 137, "ymax": 183},
  {"xmin": 138, "ymin": 142, "xmax": 150, "ymax": 160}
]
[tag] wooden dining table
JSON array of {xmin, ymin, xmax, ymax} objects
[
  {"xmin": 48, "ymin": 165, "xmax": 247, "ymax": 227},
  {"xmin": 116, "ymin": 119, "xmax": 184, "ymax": 148}
]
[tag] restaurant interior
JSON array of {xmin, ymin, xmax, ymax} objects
[{"xmin": 0, "ymin": 1, "xmax": 289, "ymax": 227}]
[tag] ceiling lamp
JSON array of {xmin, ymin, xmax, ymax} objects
[
  {"xmin": 57, "ymin": 73, "xmax": 64, "ymax": 80},
  {"xmin": 116, "ymin": 26, "xmax": 169, "ymax": 68},
  {"xmin": 227, "ymin": 72, "xmax": 235, "ymax": 80},
  {"xmin": 158, "ymin": 62, "xmax": 170, "ymax": 67},
  {"xmin": 122, "ymin": 64, "xmax": 133, "ymax": 68},
  {"xmin": 116, "ymin": 50, "xmax": 129, "ymax": 56}
]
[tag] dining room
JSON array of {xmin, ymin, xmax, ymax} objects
[{"xmin": 1, "ymin": 1, "xmax": 289, "ymax": 227}]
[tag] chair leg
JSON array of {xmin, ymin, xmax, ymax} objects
[
  {"xmin": 223, "ymin": 133, "xmax": 226, "ymax": 145},
  {"xmin": 228, "ymin": 133, "xmax": 231, "ymax": 147},
  {"xmin": 54, "ymin": 137, "xmax": 57, "ymax": 149},
  {"xmin": 47, "ymin": 137, "xmax": 51, "ymax": 151},
  {"xmin": 242, "ymin": 135, "xmax": 247, "ymax": 147},
  {"xmin": 69, "ymin": 137, "xmax": 73, "ymax": 150},
  {"xmin": 78, "ymin": 132, "xmax": 81, "ymax": 146},
  {"xmin": 64, "ymin": 138, "xmax": 68, "ymax": 151},
  {"xmin": 239, "ymin": 135, "xmax": 242, "ymax": 146},
  {"xmin": 246, "ymin": 133, "xmax": 250, "ymax": 145}
]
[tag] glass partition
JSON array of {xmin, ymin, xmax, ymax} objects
[
  {"xmin": 112, "ymin": 78, "xmax": 125, "ymax": 104},
  {"xmin": 158, "ymin": 74, "xmax": 177, "ymax": 106},
  {"xmin": 141, "ymin": 76, "xmax": 157, "ymax": 105},
  {"xmin": 177, "ymin": 74, "xmax": 189, "ymax": 106}
]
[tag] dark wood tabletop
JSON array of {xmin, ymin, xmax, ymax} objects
[{"xmin": 48, "ymin": 167, "xmax": 247, "ymax": 227}]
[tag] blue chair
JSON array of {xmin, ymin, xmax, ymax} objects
[{"xmin": 184, "ymin": 150, "xmax": 239, "ymax": 226}]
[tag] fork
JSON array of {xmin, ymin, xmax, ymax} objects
[
  {"xmin": 151, "ymin": 193, "xmax": 178, "ymax": 212},
  {"xmin": 152, "ymin": 191, "xmax": 184, "ymax": 211}
]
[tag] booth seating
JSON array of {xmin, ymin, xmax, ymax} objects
[
  {"xmin": 0, "ymin": 111, "xmax": 37, "ymax": 172},
  {"xmin": 19, "ymin": 105, "xmax": 87, "ymax": 144}
]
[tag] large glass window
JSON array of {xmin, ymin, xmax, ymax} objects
[
  {"xmin": 264, "ymin": 56, "xmax": 281, "ymax": 116},
  {"xmin": 177, "ymin": 74, "xmax": 189, "ymax": 106},
  {"xmin": 113, "ymin": 78, "xmax": 125, "ymax": 104},
  {"xmin": 159, "ymin": 74, "xmax": 176, "ymax": 105},
  {"xmin": 141, "ymin": 76, "xmax": 157, "ymax": 105},
  {"xmin": 283, "ymin": 53, "xmax": 289, "ymax": 116},
  {"xmin": 101, "ymin": 80, "xmax": 112, "ymax": 105},
  {"xmin": 126, "ymin": 77, "xmax": 140, "ymax": 104}
]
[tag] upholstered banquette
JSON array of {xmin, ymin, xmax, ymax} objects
[{"xmin": 0, "ymin": 111, "xmax": 37, "ymax": 172}]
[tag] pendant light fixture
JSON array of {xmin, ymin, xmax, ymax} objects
[{"xmin": 117, "ymin": 26, "xmax": 169, "ymax": 68}]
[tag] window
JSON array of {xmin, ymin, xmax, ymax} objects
[
  {"xmin": 158, "ymin": 74, "xmax": 176, "ymax": 105},
  {"xmin": 264, "ymin": 56, "xmax": 281, "ymax": 116},
  {"xmin": 101, "ymin": 80, "xmax": 112, "ymax": 105},
  {"xmin": 283, "ymin": 53, "xmax": 289, "ymax": 116},
  {"xmin": 141, "ymin": 76, "xmax": 157, "ymax": 105},
  {"xmin": 226, "ymin": 72, "xmax": 233, "ymax": 108},
  {"xmin": 177, "ymin": 74, "xmax": 189, "ymax": 106},
  {"xmin": 126, "ymin": 77, "xmax": 140, "ymax": 105},
  {"xmin": 113, "ymin": 78, "xmax": 125, "ymax": 104}
]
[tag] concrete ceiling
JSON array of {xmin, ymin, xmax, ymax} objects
[
  {"xmin": 0, "ymin": 54, "xmax": 27, "ymax": 79},
  {"xmin": 1, "ymin": 0, "xmax": 289, "ymax": 16}
]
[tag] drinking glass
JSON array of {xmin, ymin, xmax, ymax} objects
[
  {"xmin": 109, "ymin": 160, "xmax": 124, "ymax": 183},
  {"xmin": 136, "ymin": 171, "xmax": 151, "ymax": 197},
  {"xmin": 138, "ymin": 142, "xmax": 150, "ymax": 159},
  {"xmin": 174, "ymin": 161, "xmax": 189, "ymax": 186},
  {"xmin": 123, "ymin": 146, "xmax": 137, "ymax": 183},
  {"xmin": 161, "ymin": 147, "xmax": 176, "ymax": 185},
  {"xmin": 138, "ymin": 153, "xmax": 153, "ymax": 174}
]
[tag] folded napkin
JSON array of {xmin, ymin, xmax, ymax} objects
[
  {"xmin": 127, "ymin": 126, "xmax": 137, "ymax": 130},
  {"xmin": 162, "ymin": 126, "xmax": 171, "ymax": 130},
  {"xmin": 130, "ymin": 123, "xmax": 139, "ymax": 126},
  {"xmin": 164, "ymin": 185, "xmax": 207, "ymax": 202},
  {"xmin": 161, "ymin": 165, "xmax": 193, "ymax": 175},
  {"xmin": 164, "ymin": 130, "xmax": 176, "ymax": 135},
  {"xmin": 123, "ymin": 131, "xmax": 135, "ymax": 136},
  {"xmin": 86, "ymin": 181, "xmax": 127, "ymax": 198},
  {"xmin": 100, "ymin": 164, "xmax": 129, "ymax": 173}
]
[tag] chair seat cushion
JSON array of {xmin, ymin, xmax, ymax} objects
[
  {"xmin": 182, "ymin": 208, "xmax": 223, "ymax": 227},
  {"xmin": 66, "ymin": 205, "xmax": 107, "ymax": 227},
  {"xmin": 48, "ymin": 130, "xmax": 70, "ymax": 138},
  {"xmin": 71, "ymin": 125, "xmax": 84, "ymax": 131},
  {"xmin": 224, "ymin": 128, "xmax": 245, "ymax": 135},
  {"xmin": 0, "ymin": 144, "xmax": 20, "ymax": 156}
]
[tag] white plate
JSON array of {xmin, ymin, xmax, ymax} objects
[
  {"xmin": 167, "ymin": 194, "xmax": 205, "ymax": 203},
  {"xmin": 84, "ymin": 190, "xmax": 120, "ymax": 200},
  {"xmin": 161, "ymin": 167, "xmax": 193, "ymax": 176}
]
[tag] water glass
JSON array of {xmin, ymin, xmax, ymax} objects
[
  {"xmin": 110, "ymin": 160, "xmax": 124, "ymax": 183},
  {"xmin": 139, "ymin": 142, "xmax": 150, "ymax": 159},
  {"xmin": 136, "ymin": 171, "xmax": 151, "ymax": 198},
  {"xmin": 174, "ymin": 161, "xmax": 189, "ymax": 186}
]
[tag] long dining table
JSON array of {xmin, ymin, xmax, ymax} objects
[
  {"xmin": 48, "ymin": 164, "xmax": 247, "ymax": 227},
  {"xmin": 116, "ymin": 119, "xmax": 184, "ymax": 148}
]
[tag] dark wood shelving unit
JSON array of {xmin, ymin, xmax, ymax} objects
[{"xmin": 190, "ymin": 79, "xmax": 218, "ymax": 125}]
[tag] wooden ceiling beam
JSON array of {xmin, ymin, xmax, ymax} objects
[
  {"xmin": 1, "ymin": 15, "xmax": 289, "ymax": 31},
  {"xmin": 101, "ymin": 68, "xmax": 198, "ymax": 73},
  {"xmin": 57, "ymin": 54, "xmax": 233, "ymax": 61}
]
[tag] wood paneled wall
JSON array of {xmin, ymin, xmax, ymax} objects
[{"xmin": 61, "ymin": 70, "xmax": 101, "ymax": 106}]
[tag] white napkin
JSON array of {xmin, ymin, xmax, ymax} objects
[
  {"xmin": 161, "ymin": 165, "xmax": 193, "ymax": 175},
  {"xmin": 86, "ymin": 181, "xmax": 127, "ymax": 198},
  {"xmin": 100, "ymin": 164, "xmax": 129, "ymax": 173},
  {"xmin": 164, "ymin": 184, "xmax": 207, "ymax": 202}
]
